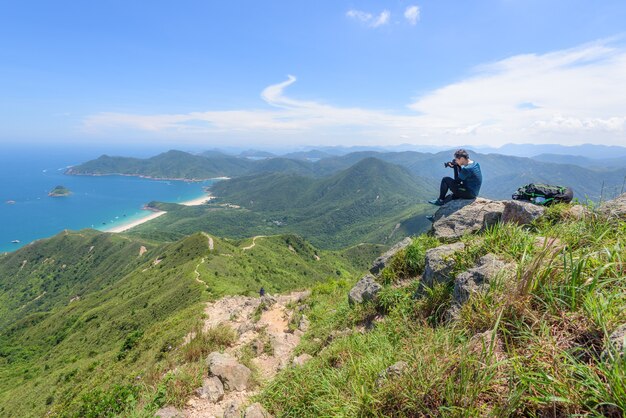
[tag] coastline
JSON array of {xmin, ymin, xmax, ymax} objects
[
  {"xmin": 104, "ymin": 211, "xmax": 167, "ymax": 233},
  {"xmin": 104, "ymin": 192, "xmax": 214, "ymax": 233}
]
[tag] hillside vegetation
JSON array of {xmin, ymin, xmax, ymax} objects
[
  {"xmin": 129, "ymin": 158, "xmax": 435, "ymax": 249},
  {"xmin": 0, "ymin": 230, "xmax": 364, "ymax": 417},
  {"xmin": 255, "ymin": 201, "xmax": 626, "ymax": 416}
]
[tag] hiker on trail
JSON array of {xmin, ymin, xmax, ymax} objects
[
  {"xmin": 259, "ymin": 287, "xmax": 265, "ymax": 297},
  {"xmin": 429, "ymin": 149, "xmax": 482, "ymax": 206}
]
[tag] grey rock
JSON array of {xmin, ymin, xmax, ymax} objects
[
  {"xmin": 348, "ymin": 274, "xmax": 382, "ymax": 305},
  {"xmin": 244, "ymin": 402, "xmax": 272, "ymax": 418},
  {"xmin": 597, "ymin": 193, "xmax": 626, "ymax": 220},
  {"xmin": 421, "ymin": 242, "xmax": 465, "ymax": 288},
  {"xmin": 195, "ymin": 376, "xmax": 224, "ymax": 402},
  {"xmin": 292, "ymin": 353, "xmax": 313, "ymax": 366},
  {"xmin": 375, "ymin": 361, "xmax": 408, "ymax": 387},
  {"xmin": 155, "ymin": 406, "xmax": 186, "ymax": 418},
  {"xmin": 223, "ymin": 399, "xmax": 242, "ymax": 418},
  {"xmin": 431, "ymin": 198, "xmax": 506, "ymax": 241},
  {"xmin": 565, "ymin": 204, "xmax": 592, "ymax": 221},
  {"xmin": 260, "ymin": 294, "xmax": 277, "ymax": 308},
  {"xmin": 206, "ymin": 352, "xmax": 252, "ymax": 391},
  {"xmin": 298, "ymin": 315, "xmax": 310, "ymax": 332},
  {"xmin": 238, "ymin": 322, "xmax": 255, "ymax": 335},
  {"xmin": 370, "ymin": 237, "xmax": 413, "ymax": 275},
  {"xmin": 501, "ymin": 200, "xmax": 546, "ymax": 225},
  {"xmin": 603, "ymin": 324, "xmax": 626, "ymax": 358},
  {"xmin": 452, "ymin": 254, "xmax": 512, "ymax": 306}
]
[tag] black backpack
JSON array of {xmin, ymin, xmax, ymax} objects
[{"xmin": 512, "ymin": 183, "xmax": 573, "ymax": 206}]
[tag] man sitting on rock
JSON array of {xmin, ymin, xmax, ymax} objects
[{"xmin": 429, "ymin": 149, "xmax": 482, "ymax": 206}]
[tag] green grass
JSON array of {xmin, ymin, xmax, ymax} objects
[{"xmin": 256, "ymin": 203, "xmax": 626, "ymax": 416}]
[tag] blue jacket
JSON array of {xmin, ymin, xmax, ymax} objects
[{"xmin": 458, "ymin": 161, "xmax": 482, "ymax": 197}]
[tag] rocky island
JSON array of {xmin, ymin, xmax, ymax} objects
[{"xmin": 48, "ymin": 185, "xmax": 71, "ymax": 197}]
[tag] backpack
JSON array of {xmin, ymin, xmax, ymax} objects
[{"xmin": 512, "ymin": 183, "xmax": 573, "ymax": 206}]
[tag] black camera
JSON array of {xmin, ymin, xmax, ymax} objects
[{"xmin": 444, "ymin": 161, "xmax": 457, "ymax": 168}]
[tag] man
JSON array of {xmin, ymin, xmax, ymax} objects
[{"xmin": 429, "ymin": 149, "xmax": 482, "ymax": 206}]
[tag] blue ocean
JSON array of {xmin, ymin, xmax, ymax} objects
[{"xmin": 0, "ymin": 146, "xmax": 214, "ymax": 253}]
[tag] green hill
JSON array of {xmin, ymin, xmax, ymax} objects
[
  {"xmin": 0, "ymin": 230, "xmax": 362, "ymax": 417},
  {"xmin": 129, "ymin": 158, "xmax": 436, "ymax": 249}
]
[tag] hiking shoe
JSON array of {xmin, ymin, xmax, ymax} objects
[
  {"xmin": 426, "ymin": 215, "xmax": 435, "ymax": 222},
  {"xmin": 428, "ymin": 198, "xmax": 444, "ymax": 206}
]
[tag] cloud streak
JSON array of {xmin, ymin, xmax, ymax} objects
[
  {"xmin": 404, "ymin": 6, "xmax": 420, "ymax": 25},
  {"xmin": 83, "ymin": 40, "xmax": 626, "ymax": 146},
  {"xmin": 346, "ymin": 9, "xmax": 390, "ymax": 28}
]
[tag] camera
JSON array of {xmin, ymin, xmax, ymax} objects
[{"xmin": 444, "ymin": 161, "xmax": 457, "ymax": 168}]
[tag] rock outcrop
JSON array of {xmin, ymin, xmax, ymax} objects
[
  {"xmin": 375, "ymin": 361, "xmax": 408, "ymax": 387},
  {"xmin": 421, "ymin": 242, "xmax": 465, "ymax": 287},
  {"xmin": 603, "ymin": 324, "xmax": 626, "ymax": 358},
  {"xmin": 449, "ymin": 254, "xmax": 515, "ymax": 318},
  {"xmin": 348, "ymin": 274, "xmax": 382, "ymax": 305},
  {"xmin": 597, "ymin": 193, "xmax": 626, "ymax": 220},
  {"xmin": 196, "ymin": 376, "xmax": 225, "ymax": 402},
  {"xmin": 206, "ymin": 352, "xmax": 252, "ymax": 392},
  {"xmin": 501, "ymin": 200, "xmax": 546, "ymax": 225},
  {"xmin": 244, "ymin": 402, "xmax": 272, "ymax": 418},
  {"xmin": 369, "ymin": 237, "xmax": 413, "ymax": 275},
  {"xmin": 431, "ymin": 198, "xmax": 505, "ymax": 240}
]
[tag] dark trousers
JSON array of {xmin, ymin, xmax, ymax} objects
[{"xmin": 439, "ymin": 177, "xmax": 475, "ymax": 201}]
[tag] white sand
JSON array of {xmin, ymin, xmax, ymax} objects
[
  {"xmin": 105, "ymin": 211, "xmax": 167, "ymax": 233},
  {"xmin": 180, "ymin": 194, "xmax": 215, "ymax": 206}
]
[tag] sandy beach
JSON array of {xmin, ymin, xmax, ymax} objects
[
  {"xmin": 180, "ymin": 193, "xmax": 215, "ymax": 206},
  {"xmin": 104, "ymin": 211, "xmax": 167, "ymax": 233}
]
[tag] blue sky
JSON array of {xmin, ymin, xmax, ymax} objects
[{"xmin": 1, "ymin": 1, "xmax": 626, "ymax": 149}]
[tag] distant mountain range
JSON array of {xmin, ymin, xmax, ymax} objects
[{"xmin": 68, "ymin": 147, "xmax": 626, "ymax": 203}]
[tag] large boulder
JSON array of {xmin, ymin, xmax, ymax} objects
[
  {"xmin": 597, "ymin": 193, "xmax": 626, "ymax": 220},
  {"xmin": 431, "ymin": 199, "xmax": 505, "ymax": 241},
  {"xmin": 370, "ymin": 237, "xmax": 413, "ymax": 275},
  {"xmin": 195, "ymin": 376, "xmax": 224, "ymax": 402},
  {"xmin": 206, "ymin": 352, "xmax": 252, "ymax": 391},
  {"xmin": 421, "ymin": 242, "xmax": 465, "ymax": 288},
  {"xmin": 452, "ymin": 254, "xmax": 515, "ymax": 307},
  {"xmin": 348, "ymin": 274, "xmax": 382, "ymax": 305},
  {"xmin": 501, "ymin": 200, "xmax": 546, "ymax": 225}
]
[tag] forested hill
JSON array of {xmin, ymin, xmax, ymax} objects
[
  {"xmin": 131, "ymin": 158, "xmax": 436, "ymax": 249},
  {"xmin": 67, "ymin": 149, "xmax": 626, "ymax": 200}
]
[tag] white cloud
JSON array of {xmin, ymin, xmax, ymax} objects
[
  {"xmin": 346, "ymin": 9, "xmax": 372, "ymax": 23},
  {"xmin": 372, "ymin": 10, "xmax": 390, "ymax": 28},
  {"xmin": 83, "ymin": 40, "xmax": 626, "ymax": 147},
  {"xmin": 346, "ymin": 9, "xmax": 390, "ymax": 28},
  {"xmin": 404, "ymin": 6, "xmax": 420, "ymax": 25}
]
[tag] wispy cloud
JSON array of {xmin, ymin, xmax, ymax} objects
[
  {"xmin": 83, "ymin": 40, "xmax": 626, "ymax": 146},
  {"xmin": 346, "ymin": 9, "xmax": 390, "ymax": 28},
  {"xmin": 404, "ymin": 6, "xmax": 420, "ymax": 25}
]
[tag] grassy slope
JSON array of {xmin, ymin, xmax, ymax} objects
[
  {"xmin": 0, "ymin": 231, "xmax": 363, "ymax": 417},
  {"xmin": 257, "ymin": 205, "xmax": 626, "ymax": 417}
]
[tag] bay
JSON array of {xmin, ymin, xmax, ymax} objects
[{"xmin": 0, "ymin": 146, "xmax": 214, "ymax": 252}]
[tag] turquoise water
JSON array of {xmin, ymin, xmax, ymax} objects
[{"xmin": 0, "ymin": 147, "xmax": 215, "ymax": 252}]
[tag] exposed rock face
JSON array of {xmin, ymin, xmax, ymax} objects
[
  {"xmin": 421, "ymin": 242, "xmax": 465, "ymax": 287},
  {"xmin": 244, "ymin": 402, "xmax": 272, "ymax": 418},
  {"xmin": 370, "ymin": 237, "xmax": 413, "ymax": 275},
  {"xmin": 431, "ymin": 198, "xmax": 506, "ymax": 241},
  {"xmin": 452, "ymin": 254, "xmax": 514, "ymax": 307},
  {"xmin": 348, "ymin": 274, "xmax": 382, "ymax": 305},
  {"xmin": 292, "ymin": 353, "xmax": 313, "ymax": 366},
  {"xmin": 603, "ymin": 324, "xmax": 626, "ymax": 358},
  {"xmin": 501, "ymin": 200, "xmax": 546, "ymax": 225},
  {"xmin": 597, "ymin": 193, "xmax": 626, "ymax": 220},
  {"xmin": 375, "ymin": 361, "xmax": 408, "ymax": 387},
  {"xmin": 206, "ymin": 352, "xmax": 252, "ymax": 391},
  {"xmin": 196, "ymin": 376, "xmax": 225, "ymax": 402}
]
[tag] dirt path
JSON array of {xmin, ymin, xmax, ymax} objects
[
  {"xmin": 183, "ymin": 290, "xmax": 310, "ymax": 418},
  {"xmin": 193, "ymin": 258, "xmax": 208, "ymax": 287},
  {"xmin": 241, "ymin": 235, "xmax": 266, "ymax": 251}
]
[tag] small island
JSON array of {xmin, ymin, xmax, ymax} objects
[{"xmin": 48, "ymin": 185, "xmax": 72, "ymax": 197}]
